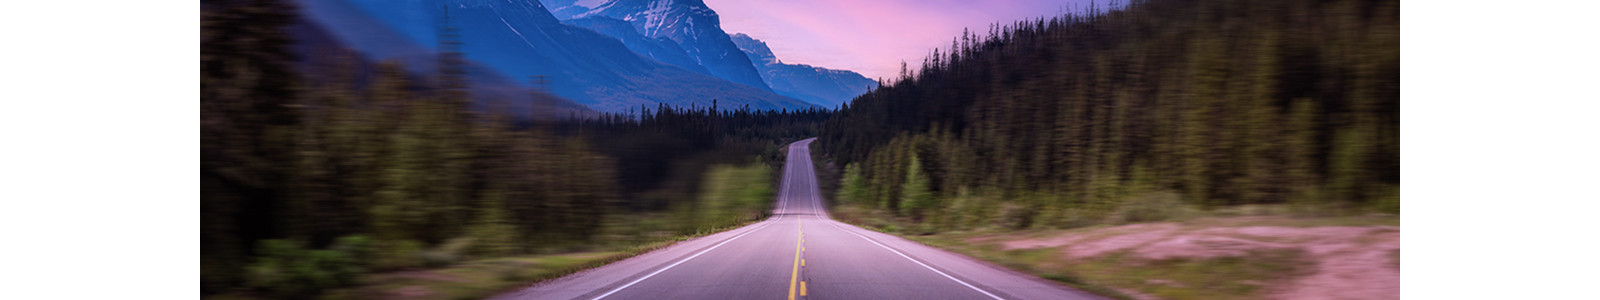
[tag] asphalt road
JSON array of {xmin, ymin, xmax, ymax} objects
[{"xmin": 492, "ymin": 138, "xmax": 1105, "ymax": 300}]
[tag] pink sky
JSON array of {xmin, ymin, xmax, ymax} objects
[{"xmin": 704, "ymin": 0, "xmax": 1092, "ymax": 80}]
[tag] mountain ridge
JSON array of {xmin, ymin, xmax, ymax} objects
[
  {"xmin": 542, "ymin": 0, "xmax": 775, "ymax": 92},
  {"xmin": 730, "ymin": 33, "xmax": 877, "ymax": 108},
  {"xmin": 563, "ymin": 16, "xmax": 711, "ymax": 76},
  {"xmin": 293, "ymin": 0, "xmax": 816, "ymax": 113}
]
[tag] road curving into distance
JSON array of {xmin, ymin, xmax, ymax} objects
[{"xmin": 492, "ymin": 138, "xmax": 1106, "ymax": 300}]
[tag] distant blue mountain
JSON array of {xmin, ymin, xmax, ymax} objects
[
  {"xmin": 293, "ymin": 20, "xmax": 588, "ymax": 120},
  {"xmin": 291, "ymin": 0, "xmax": 590, "ymax": 120},
  {"xmin": 729, "ymin": 33, "xmax": 878, "ymax": 108},
  {"xmin": 542, "ymin": 0, "xmax": 875, "ymax": 108},
  {"xmin": 292, "ymin": 0, "xmax": 815, "ymax": 113}
]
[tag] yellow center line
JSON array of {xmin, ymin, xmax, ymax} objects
[{"xmin": 788, "ymin": 217, "xmax": 804, "ymax": 300}]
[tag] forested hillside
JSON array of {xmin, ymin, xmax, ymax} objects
[
  {"xmin": 202, "ymin": 0, "xmax": 826, "ymax": 296},
  {"xmin": 819, "ymin": 0, "xmax": 1398, "ymax": 231}
]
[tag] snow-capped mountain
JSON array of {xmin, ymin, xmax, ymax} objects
[
  {"xmin": 563, "ymin": 16, "xmax": 710, "ymax": 76},
  {"xmin": 292, "ymin": 0, "xmax": 814, "ymax": 113},
  {"xmin": 542, "ymin": 0, "xmax": 774, "ymax": 93},
  {"xmin": 729, "ymin": 33, "xmax": 878, "ymax": 108}
]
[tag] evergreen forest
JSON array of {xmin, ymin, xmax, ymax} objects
[
  {"xmin": 202, "ymin": 0, "xmax": 826, "ymax": 295},
  {"xmin": 818, "ymin": 0, "xmax": 1399, "ymax": 231}
]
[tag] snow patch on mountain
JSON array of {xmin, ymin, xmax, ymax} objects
[
  {"xmin": 546, "ymin": 0, "xmax": 773, "ymax": 91},
  {"xmin": 573, "ymin": 0, "xmax": 609, "ymax": 9}
]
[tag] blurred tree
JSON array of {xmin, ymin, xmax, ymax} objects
[
  {"xmin": 201, "ymin": 0, "xmax": 301, "ymax": 292},
  {"xmin": 203, "ymin": 1, "xmax": 833, "ymax": 294},
  {"xmin": 817, "ymin": 0, "xmax": 1399, "ymax": 231},
  {"xmin": 899, "ymin": 156, "xmax": 934, "ymax": 220},
  {"xmin": 839, "ymin": 163, "xmax": 869, "ymax": 206}
]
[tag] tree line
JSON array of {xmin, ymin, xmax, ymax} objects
[
  {"xmin": 202, "ymin": 0, "xmax": 827, "ymax": 296},
  {"xmin": 818, "ymin": 0, "xmax": 1398, "ymax": 232}
]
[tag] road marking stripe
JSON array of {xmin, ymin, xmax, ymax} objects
[
  {"xmin": 787, "ymin": 217, "xmax": 804, "ymax": 300},
  {"xmin": 588, "ymin": 215, "xmax": 780, "ymax": 300},
  {"xmin": 589, "ymin": 139, "xmax": 815, "ymax": 300},
  {"xmin": 827, "ymin": 221, "xmax": 1006, "ymax": 300},
  {"xmin": 794, "ymin": 139, "xmax": 1003, "ymax": 299},
  {"xmin": 801, "ymin": 281, "xmax": 807, "ymax": 296}
]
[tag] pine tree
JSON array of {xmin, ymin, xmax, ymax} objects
[
  {"xmin": 899, "ymin": 156, "xmax": 935, "ymax": 220},
  {"xmin": 467, "ymin": 188, "xmax": 517, "ymax": 257},
  {"xmin": 815, "ymin": 0, "xmax": 1398, "ymax": 229},
  {"xmin": 201, "ymin": 0, "xmax": 303, "ymax": 291},
  {"xmin": 1284, "ymin": 98, "xmax": 1321, "ymax": 212},
  {"xmin": 839, "ymin": 163, "xmax": 869, "ymax": 206}
]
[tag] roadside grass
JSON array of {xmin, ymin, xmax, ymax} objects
[
  {"xmin": 1067, "ymin": 249, "xmax": 1311, "ymax": 300},
  {"xmin": 1176, "ymin": 214, "xmax": 1398, "ymax": 230},
  {"xmin": 883, "ymin": 212, "xmax": 1393, "ymax": 300},
  {"xmin": 826, "ymin": 210, "xmax": 1140, "ymax": 300},
  {"xmin": 1199, "ymin": 205, "xmax": 1399, "ymax": 226},
  {"xmin": 210, "ymin": 249, "xmax": 644, "ymax": 300},
  {"xmin": 321, "ymin": 251, "xmax": 625, "ymax": 300},
  {"xmin": 905, "ymin": 234, "xmax": 1138, "ymax": 300},
  {"xmin": 338, "ymin": 220, "xmax": 754, "ymax": 300},
  {"xmin": 909, "ymin": 231, "xmax": 1313, "ymax": 300},
  {"xmin": 209, "ymin": 157, "xmax": 784, "ymax": 300},
  {"xmin": 209, "ymin": 218, "xmax": 756, "ymax": 300},
  {"xmin": 809, "ymin": 148, "xmax": 1385, "ymax": 300}
]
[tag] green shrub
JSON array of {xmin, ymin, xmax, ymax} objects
[
  {"xmin": 495, "ymin": 261, "xmax": 536, "ymax": 281},
  {"xmin": 693, "ymin": 163, "xmax": 773, "ymax": 232},
  {"xmin": 1116, "ymin": 191, "xmax": 1187, "ymax": 223},
  {"xmin": 1047, "ymin": 206, "xmax": 1100, "ymax": 229},
  {"xmin": 421, "ymin": 237, "xmax": 475, "ymax": 268},
  {"xmin": 373, "ymin": 239, "xmax": 424, "ymax": 271},
  {"xmin": 244, "ymin": 236, "xmax": 370, "ymax": 298},
  {"xmin": 997, "ymin": 202, "xmax": 1035, "ymax": 230},
  {"xmin": 1369, "ymin": 185, "xmax": 1400, "ymax": 214},
  {"xmin": 330, "ymin": 235, "xmax": 371, "ymax": 262},
  {"xmin": 1287, "ymin": 187, "xmax": 1329, "ymax": 217},
  {"xmin": 839, "ymin": 163, "xmax": 870, "ymax": 206}
]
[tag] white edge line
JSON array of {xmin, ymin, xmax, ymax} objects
[
  {"xmin": 590, "ymin": 218, "xmax": 778, "ymax": 300},
  {"xmin": 801, "ymin": 139, "xmax": 1000, "ymax": 299},
  {"xmin": 591, "ymin": 142, "xmax": 806, "ymax": 300},
  {"xmin": 827, "ymin": 221, "xmax": 1006, "ymax": 300}
]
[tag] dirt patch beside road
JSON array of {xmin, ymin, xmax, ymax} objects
[{"xmin": 968, "ymin": 216, "xmax": 1398, "ymax": 299}]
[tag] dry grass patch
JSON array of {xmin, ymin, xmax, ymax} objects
[
  {"xmin": 911, "ymin": 215, "xmax": 1400, "ymax": 300},
  {"xmin": 324, "ymin": 251, "xmax": 623, "ymax": 300}
]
